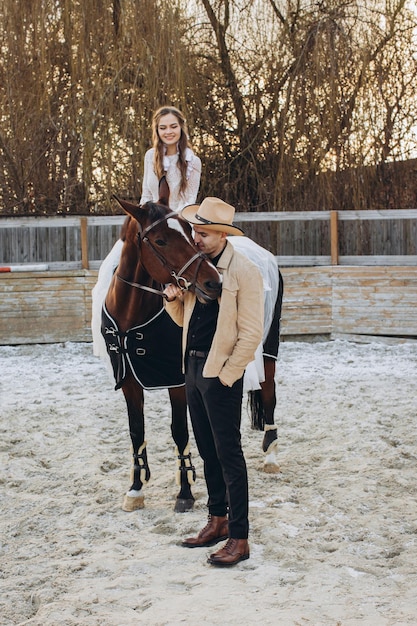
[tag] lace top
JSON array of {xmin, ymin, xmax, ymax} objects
[{"xmin": 140, "ymin": 147, "xmax": 202, "ymax": 212}]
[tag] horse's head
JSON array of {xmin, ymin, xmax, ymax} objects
[{"xmin": 112, "ymin": 193, "xmax": 222, "ymax": 303}]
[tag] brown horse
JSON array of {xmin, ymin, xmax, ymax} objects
[
  {"xmin": 102, "ymin": 181, "xmax": 222, "ymax": 512},
  {"xmin": 93, "ymin": 188, "xmax": 283, "ymax": 512}
]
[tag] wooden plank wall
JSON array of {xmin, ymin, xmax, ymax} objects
[
  {"xmin": 330, "ymin": 266, "xmax": 417, "ymax": 338},
  {"xmin": 0, "ymin": 271, "xmax": 97, "ymax": 344},
  {"xmin": 279, "ymin": 267, "xmax": 333, "ymax": 336},
  {"xmin": 280, "ymin": 266, "xmax": 417, "ymax": 339},
  {"xmin": 1, "ymin": 266, "xmax": 416, "ymax": 345}
]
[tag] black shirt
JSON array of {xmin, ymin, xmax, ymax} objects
[{"xmin": 186, "ymin": 249, "xmax": 223, "ymax": 352}]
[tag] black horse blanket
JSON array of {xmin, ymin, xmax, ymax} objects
[{"xmin": 101, "ymin": 304, "xmax": 185, "ymax": 391}]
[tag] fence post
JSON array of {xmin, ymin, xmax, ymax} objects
[
  {"xmin": 80, "ymin": 217, "xmax": 89, "ymax": 269},
  {"xmin": 330, "ymin": 210, "xmax": 339, "ymax": 265}
]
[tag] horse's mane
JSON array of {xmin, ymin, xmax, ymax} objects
[
  {"xmin": 120, "ymin": 216, "xmax": 131, "ymax": 241},
  {"xmin": 146, "ymin": 200, "xmax": 169, "ymax": 223},
  {"xmin": 119, "ymin": 200, "xmax": 171, "ymax": 244}
]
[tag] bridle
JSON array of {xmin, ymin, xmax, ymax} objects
[{"xmin": 116, "ymin": 210, "xmax": 206, "ymax": 299}]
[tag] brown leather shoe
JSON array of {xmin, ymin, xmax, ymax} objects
[
  {"xmin": 207, "ymin": 538, "xmax": 250, "ymax": 566},
  {"xmin": 182, "ymin": 515, "xmax": 228, "ymax": 548}
]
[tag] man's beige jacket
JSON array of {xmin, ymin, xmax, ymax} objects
[{"xmin": 165, "ymin": 240, "xmax": 264, "ymax": 387}]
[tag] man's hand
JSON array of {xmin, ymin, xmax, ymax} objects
[{"xmin": 163, "ymin": 284, "xmax": 184, "ymax": 302}]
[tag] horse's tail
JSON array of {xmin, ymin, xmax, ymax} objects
[{"xmin": 248, "ymin": 389, "xmax": 266, "ymax": 431}]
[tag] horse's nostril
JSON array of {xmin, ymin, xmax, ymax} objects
[{"xmin": 206, "ymin": 280, "xmax": 222, "ymax": 293}]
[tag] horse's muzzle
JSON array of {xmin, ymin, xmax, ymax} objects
[{"xmin": 195, "ymin": 281, "xmax": 222, "ymax": 304}]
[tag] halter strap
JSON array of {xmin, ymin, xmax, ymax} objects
[
  {"xmin": 139, "ymin": 211, "xmax": 178, "ymax": 239},
  {"xmin": 170, "ymin": 251, "xmax": 203, "ymax": 290},
  {"xmin": 117, "ymin": 210, "xmax": 207, "ymax": 296}
]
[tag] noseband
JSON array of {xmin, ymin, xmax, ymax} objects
[{"xmin": 117, "ymin": 210, "xmax": 206, "ymax": 298}]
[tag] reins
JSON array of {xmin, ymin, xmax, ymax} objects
[
  {"xmin": 116, "ymin": 274, "xmax": 169, "ymax": 299},
  {"xmin": 116, "ymin": 209, "xmax": 206, "ymax": 298}
]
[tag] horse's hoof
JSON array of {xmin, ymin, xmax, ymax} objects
[
  {"xmin": 263, "ymin": 441, "xmax": 280, "ymax": 473},
  {"xmin": 263, "ymin": 460, "xmax": 280, "ymax": 474},
  {"xmin": 174, "ymin": 497, "xmax": 195, "ymax": 513},
  {"xmin": 122, "ymin": 490, "xmax": 145, "ymax": 511}
]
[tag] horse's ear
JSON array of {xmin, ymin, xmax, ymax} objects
[
  {"xmin": 112, "ymin": 195, "xmax": 142, "ymax": 220},
  {"xmin": 158, "ymin": 176, "xmax": 170, "ymax": 207}
]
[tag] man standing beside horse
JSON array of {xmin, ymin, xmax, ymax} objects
[{"xmin": 163, "ymin": 197, "xmax": 264, "ymax": 567}]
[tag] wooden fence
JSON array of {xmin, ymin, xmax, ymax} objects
[
  {"xmin": 1, "ymin": 266, "xmax": 416, "ymax": 345},
  {"xmin": 1, "ymin": 210, "xmax": 416, "ymax": 345},
  {"xmin": 1, "ymin": 209, "xmax": 416, "ymax": 270}
]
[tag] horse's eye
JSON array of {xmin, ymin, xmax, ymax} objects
[{"xmin": 155, "ymin": 239, "xmax": 167, "ymax": 247}]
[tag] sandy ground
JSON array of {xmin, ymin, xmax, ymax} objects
[{"xmin": 1, "ymin": 339, "xmax": 417, "ymax": 626}]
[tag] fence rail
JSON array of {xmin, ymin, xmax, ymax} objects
[
  {"xmin": 1, "ymin": 209, "xmax": 416, "ymax": 269},
  {"xmin": 1, "ymin": 265, "xmax": 416, "ymax": 345}
]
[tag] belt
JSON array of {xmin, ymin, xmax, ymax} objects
[{"xmin": 188, "ymin": 349, "xmax": 209, "ymax": 358}]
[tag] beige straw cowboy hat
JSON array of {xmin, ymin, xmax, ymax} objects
[{"xmin": 181, "ymin": 197, "xmax": 244, "ymax": 237}]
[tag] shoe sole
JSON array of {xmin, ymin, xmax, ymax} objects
[
  {"xmin": 207, "ymin": 553, "xmax": 250, "ymax": 567},
  {"xmin": 181, "ymin": 534, "xmax": 228, "ymax": 548}
]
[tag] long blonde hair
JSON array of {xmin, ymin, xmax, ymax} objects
[{"xmin": 151, "ymin": 106, "xmax": 192, "ymax": 194}]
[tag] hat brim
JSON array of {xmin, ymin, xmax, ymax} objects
[{"xmin": 181, "ymin": 204, "xmax": 244, "ymax": 236}]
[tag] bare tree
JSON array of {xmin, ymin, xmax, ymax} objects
[
  {"xmin": 183, "ymin": 0, "xmax": 417, "ymax": 210},
  {"xmin": 0, "ymin": 0, "xmax": 416, "ymax": 215},
  {"xmin": 0, "ymin": 0, "xmax": 191, "ymax": 214}
]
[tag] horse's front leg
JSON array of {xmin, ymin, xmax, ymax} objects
[
  {"xmin": 121, "ymin": 376, "xmax": 149, "ymax": 511},
  {"xmin": 168, "ymin": 386, "xmax": 196, "ymax": 512}
]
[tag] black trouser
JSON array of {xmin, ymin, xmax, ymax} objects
[{"xmin": 185, "ymin": 354, "xmax": 249, "ymax": 539}]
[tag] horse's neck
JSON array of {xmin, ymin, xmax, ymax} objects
[
  {"xmin": 118, "ymin": 244, "xmax": 149, "ymax": 285},
  {"xmin": 106, "ymin": 243, "xmax": 163, "ymax": 331}
]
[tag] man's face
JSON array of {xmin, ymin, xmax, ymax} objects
[{"xmin": 193, "ymin": 226, "xmax": 227, "ymax": 258}]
